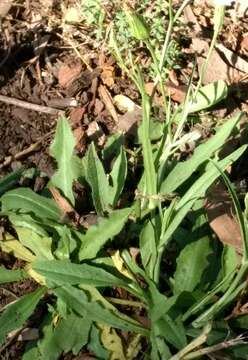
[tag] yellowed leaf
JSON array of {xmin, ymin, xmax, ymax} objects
[
  {"xmin": 26, "ymin": 264, "xmax": 46, "ymax": 286},
  {"xmin": 98, "ymin": 324, "xmax": 126, "ymax": 360},
  {"xmin": 0, "ymin": 233, "xmax": 35, "ymax": 262},
  {"xmin": 126, "ymin": 334, "xmax": 142, "ymax": 360},
  {"xmin": 111, "ymin": 250, "xmax": 135, "ymax": 280}
]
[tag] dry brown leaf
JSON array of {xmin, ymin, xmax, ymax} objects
[
  {"xmin": 183, "ymin": 4, "xmax": 202, "ymax": 34},
  {"xmin": 215, "ymin": 43, "xmax": 248, "ymax": 74},
  {"xmin": 144, "ymin": 82, "xmax": 163, "ymax": 106},
  {"xmin": 49, "ymin": 187, "xmax": 80, "ymax": 225},
  {"xmin": 58, "ymin": 62, "xmax": 82, "ymax": 88},
  {"xmin": 166, "ymin": 81, "xmax": 187, "ymax": 103},
  {"xmin": 192, "ymin": 38, "xmax": 241, "ymax": 84},
  {"xmin": 206, "ymin": 183, "xmax": 242, "ymax": 253},
  {"xmin": 168, "ymin": 69, "xmax": 179, "ymax": 86},
  {"xmin": 145, "ymin": 81, "xmax": 186, "ymax": 103}
]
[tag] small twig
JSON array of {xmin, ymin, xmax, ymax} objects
[
  {"xmin": 0, "ymin": 131, "xmax": 54, "ymax": 169},
  {"xmin": 184, "ymin": 335, "xmax": 248, "ymax": 359},
  {"xmin": 0, "ymin": 94, "xmax": 63, "ymax": 115},
  {"xmin": 98, "ymin": 84, "xmax": 119, "ymax": 124}
]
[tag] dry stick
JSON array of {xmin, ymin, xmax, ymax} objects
[
  {"xmin": 0, "ymin": 94, "xmax": 63, "ymax": 115},
  {"xmin": 0, "ymin": 131, "xmax": 54, "ymax": 169}
]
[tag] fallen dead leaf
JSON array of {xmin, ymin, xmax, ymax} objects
[
  {"xmin": 58, "ymin": 62, "xmax": 82, "ymax": 88},
  {"xmin": 215, "ymin": 43, "xmax": 248, "ymax": 75},
  {"xmin": 166, "ymin": 81, "xmax": 187, "ymax": 103},
  {"xmin": 89, "ymin": 77, "xmax": 98, "ymax": 111},
  {"xmin": 168, "ymin": 69, "xmax": 179, "ymax": 86},
  {"xmin": 191, "ymin": 38, "xmax": 241, "ymax": 84},
  {"xmin": 49, "ymin": 187, "xmax": 80, "ymax": 225},
  {"xmin": 144, "ymin": 82, "xmax": 163, "ymax": 106},
  {"xmin": 206, "ymin": 182, "xmax": 242, "ymax": 254},
  {"xmin": 66, "ymin": 68, "xmax": 101, "ymax": 96},
  {"xmin": 184, "ymin": 3, "xmax": 247, "ymax": 84},
  {"xmin": 183, "ymin": 4, "xmax": 202, "ymax": 34},
  {"xmin": 145, "ymin": 81, "xmax": 186, "ymax": 103}
]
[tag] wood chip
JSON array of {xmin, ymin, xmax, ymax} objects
[
  {"xmin": 98, "ymin": 85, "xmax": 119, "ymax": 124},
  {"xmin": 58, "ymin": 62, "xmax": 82, "ymax": 88}
]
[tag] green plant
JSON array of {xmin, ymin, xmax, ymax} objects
[
  {"xmin": 80, "ymin": 0, "xmax": 181, "ymax": 79},
  {"xmin": 1, "ymin": 2, "xmax": 248, "ymax": 360}
]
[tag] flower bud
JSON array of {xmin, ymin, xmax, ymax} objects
[{"xmin": 124, "ymin": 7, "xmax": 150, "ymax": 41}]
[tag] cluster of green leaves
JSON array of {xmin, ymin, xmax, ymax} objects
[
  {"xmin": 80, "ymin": 0, "xmax": 181, "ymax": 78},
  {"xmin": 1, "ymin": 112, "xmax": 248, "ymax": 359},
  {"xmin": 1, "ymin": 2, "xmax": 248, "ymax": 360}
]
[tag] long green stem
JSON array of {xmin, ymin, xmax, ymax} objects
[
  {"xmin": 151, "ymin": 0, "xmax": 192, "ymax": 98},
  {"xmin": 193, "ymin": 263, "xmax": 248, "ymax": 328},
  {"xmin": 141, "ymin": 93, "xmax": 158, "ymax": 209},
  {"xmin": 182, "ymin": 270, "xmax": 237, "ymax": 322}
]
